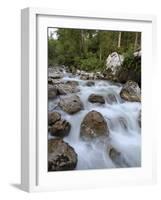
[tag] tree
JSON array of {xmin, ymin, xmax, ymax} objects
[
  {"xmin": 118, "ymin": 32, "xmax": 122, "ymax": 48},
  {"xmin": 48, "ymin": 28, "xmax": 141, "ymax": 71},
  {"xmin": 134, "ymin": 32, "xmax": 138, "ymax": 50}
]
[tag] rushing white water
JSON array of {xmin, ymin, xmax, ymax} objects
[{"xmin": 48, "ymin": 69, "xmax": 141, "ymax": 169}]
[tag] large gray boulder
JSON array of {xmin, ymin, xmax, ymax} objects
[
  {"xmin": 120, "ymin": 80, "xmax": 141, "ymax": 102},
  {"xmin": 59, "ymin": 95, "xmax": 83, "ymax": 114},
  {"xmin": 48, "ymin": 139, "xmax": 77, "ymax": 171},
  {"xmin": 80, "ymin": 110, "xmax": 109, "ymax": 140},
  {"xmin": 106, "ymin": 52, "xmax": 124, "ymax": 75}
]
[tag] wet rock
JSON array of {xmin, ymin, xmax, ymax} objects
[
  {"xmin": 109, "ymin": 147, "xmax": 121, "ymax": 161},
  {"xmin": 118, "ymin": 117, "xmax": 127, "ymax": 129},
  {"xmin": 88, "ymin": 94, "xmax": 105, "ymax": 104},
  {"xmin": 94, "ymin": 72, "xmax": 104, "ymax": 80},
  {"xmin": 49, "ymin": 73, "xmax": 63, "ymax": 79},
  {"xmin": 59, "ymin": 95, "xmax": 83, "ymax": 114},
  {"xmin": 48, "ymin": 66, "xmax": 67, "ymax": 79},
  {"xmin": 48, "ymin": 85, "xmax": 57, "ymax": 99},
  {"xmin": 48, "ymin": 78, "xmax": 53, "ymax": 85},
  {"xmin": 106, "ymin": 93, "xmax": 117, "ymax": 104},
  {"xmin": 48, "ymin": 112, "xmax": 61, "ymax": 125},
  {"xmin": 86, "ymin": 81, "xmax": 95, "ymax": 87},
  {"xmin": 66, "ymin": 80, "xmax": 79, "ymax": 87},
  {"xmin": 80, "ymin": 110, "xmax": 109, "ymax": 140},
  {"xmin": 107, "ymin": 145, "xmax": 130, "ymax": 167},
  {"xmin": 120, "ymin": 80, "xmax": 141, "ymax": 102},
  {"xmin": 52, "ymin": 79, "xmax": 63, "ymax": 85},
  {"xmin": 56, "ymin": 83, "xmax": 79, "ymax": 95},
  {"xmin": 48, "ymin": 139, "xmax": 77, "ymax": 171},
  {"xmin": 50, "ymin": 119, "xmax": 71, "ymax": 137},
  {"xmin": 80, "ymin": 74, "xmax": 90, "ymax": 80}
]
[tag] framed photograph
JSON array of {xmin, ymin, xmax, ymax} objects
[{"xmin": 21, "ymin": 7, "xmax": 156, "ymax": 192}]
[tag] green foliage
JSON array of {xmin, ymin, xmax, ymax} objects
[
  {"xmin": 79, "ymin": 57, "xmax": 104, "ymax": 72},
  {"xmin": 122, "ymin": 51, "xmax": 141, "ymax": 73},
  {"xmin": 48, "ymin": 28, "xmax": 141, "ymax": 72}
]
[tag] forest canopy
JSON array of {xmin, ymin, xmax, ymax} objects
[{"xmin": 48, "ymin": 28, "xmax": 141, "ymax": 72}]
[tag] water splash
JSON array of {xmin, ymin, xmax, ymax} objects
[{"xmin": 48, "ymin": 70, "xmax": 141, "ymax": 169}]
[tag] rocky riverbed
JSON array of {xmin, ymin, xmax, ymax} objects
[{"xmin": 48, "ymin": 66, "xmax": 141, "ymax": 171}]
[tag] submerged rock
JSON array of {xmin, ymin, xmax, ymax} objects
[
  {"xmin": 48, "ymin": 112, "xmax": 61, "ymax": 125},
  {"xmin": 118, "ymin": 117, "xmax": 128, "ymax": 130},
  {"xmin": 88, "ymin": 94, "xmax": 105, "ymax": 104},
  {"xmin": 107, "ymin": 145, "xmax": 130, "ymax": 167},
  {"xmin": 80, "ymin": 110, "xmax": 109, "ymax": 140},
  {"xmin": 120, "ymin": 80, "xmax": 141, "ymax": 102},
  {"xmin": 59, "ymin": 95, "xmax": 83, "ymax": 114},
  {"xmin": 86, "ymin": 81, "xmax": 95, "ymax": 87},
  {"xmin": 109, "ymin": 147, "xmax": 121, "ymax": 161},
  {"xmin": 106, "ymin": 93, "xmax": 117, "ymax": 104},
  {"xmin": 50, "ymin": 119, "xmax": 71, "ymax": 137},
  {"xmin": 138, "ymin": 110, "xmax": 141, "ymax": 127},
  {"xmin": 48, "ymin": 139, "xmax": 77, "ymax": 171}
]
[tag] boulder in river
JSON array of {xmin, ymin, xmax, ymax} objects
[
  {"xmin": 50, "ymin": 119, "xmax": 71, "ymax": 137},
  {"xmin": 56, "ymin": 83, "xmax": 79, "ymax": 95},
  {"xmin": 59, "ymin": 95, "xmax": 83, "ymax": 114},
  {"xmin": 66, "ymin": 80, "xmax": 79, "ymax": 87},
  {"xmin": 80, "ymin": 110, "xmax": 109, "ymax": 140},
  {"xmin": 88, "ymin": 94, "xmax": 105, "ymax": 104},
  {"xmin": 48, "ymin": 85, "xmax": 57, "ymax": 99},
  {"xmin": 120, "ymin": 80, "xmax": 141, "ymax": 102},
  {"xmin": 48, "ymin": 111, "xmax": 61, "ymax": 125},
  {"xmin": 48, "ymin": 139, "xmax": 77, "ymax": 171}
]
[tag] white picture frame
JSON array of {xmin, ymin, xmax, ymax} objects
[{"xmin": 21, "ymin": 7, "xmax": 157, "ymax": 192}]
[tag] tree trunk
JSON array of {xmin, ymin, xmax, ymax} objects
[
  {"xmin": 99, "ymin": 46, "xmax": 102, "ymax": 61},
  {"xmin": 134, "ymin": 32, "xmax": 138, "ymax": 50},
  {"xmin": 118, "ymin": 32, "xmax": 122, "ymax": 48}
]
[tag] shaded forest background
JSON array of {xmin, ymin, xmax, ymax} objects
[{"xmin": 48, "ymin": 28, "xmax": 141, "ymax": 72}]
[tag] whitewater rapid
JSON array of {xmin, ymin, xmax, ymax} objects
[{"xmin": 48, "ymin": 70, "xmax": 141, "ymax": 169}]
